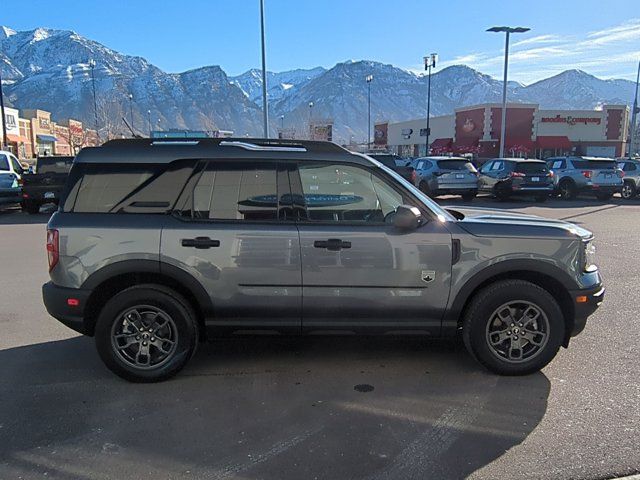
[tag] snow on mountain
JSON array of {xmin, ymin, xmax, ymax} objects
[{"xmin": 0, "ymin": 25, "xmax": 636, "ymax": 142}]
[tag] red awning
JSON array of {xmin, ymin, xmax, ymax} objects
[
  {"xmin": 506, "ymin": 139, "xmax": 535, "ymax": 153},
  {"xmin": 430, "ymin": 138, "xmax": 453, "ymax": 148},
  {"xmin": 536, "ymin": 136, "xmax": 572, "ymax": 149},
  {"xmin": 6, "ymin": 134, "xmax": 28, "ymax": 143}
]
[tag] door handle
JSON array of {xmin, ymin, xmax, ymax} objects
[
  {"xmin": 313, "ymin": 239, "xmax": 352, "ymax": 251},
  {"xmin": 181, "ymin": 237, "xmax": 221, "ymax": 249}
]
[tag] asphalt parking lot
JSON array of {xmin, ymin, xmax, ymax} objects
[{"xmin": 1, "ymin": 196, "xmax": 639, "ymax": 480}]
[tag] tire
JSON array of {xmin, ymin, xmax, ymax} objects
[
  {"xmin": 419, "ymin": 181, "xmax": 432, "ymax": 197},
  {"xmin": 462, "ymin": 279, "xmax": 564, "ymax": 376},
  {"xmin": 94, "ymin": 284, "xmax": 199, "ymax": 382},
  {"xmin": 494, "ymin": 186, "xmax": 510, "ymax": 201},
  {"xmin": 621, "ymin": 181, "xmax": 636, "ymax": 200},
  {"xmin": 461, "ymin": 192, "xmax": 477, "ymax": 202},
  {"xmin": 22, "ymin": 201, "xmax": 40, "ymax": 215},
  {"xmin": 558, "ymin": 179, "xmax": 576, "ymax": 200},
  {"xmin": 595, "ymin": 192, "xmax": 613, "ymax": 201},
  {"xmin": 534, "ymin": 194, "xmax": 548, "ymax": 203}
]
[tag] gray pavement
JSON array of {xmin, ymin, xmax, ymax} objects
[{"xmin": 0, "ymin": 197, "xmax": 639, "ymax": 480}]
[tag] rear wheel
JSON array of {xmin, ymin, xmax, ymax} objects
[
  {"xmin": 94, "ymin": 284, "xmax": 199, "ymax": 382},
  {"xmin": 621, "ymin": 181, "xmax": 636, "ymax": 200},
  {"xmin": 462, "ymin": 280, "xmax": 564, "ymax": 375},
  {"xmin": 461, "ymin": 192, "xmax": 477, "ymax": 202},
  {"xmin": 494, "ymin": 186, "xmax": 510, "ymax": 201},
  {"xmin": 419, "ymin": 181, "xmax": 432, "ymax": 197},
  {"xmin": 534, "ymin": 194, "xmax": 548, "ymax": 203},
  {"xmin": 559, "ymin": 179, "xmax": 576, "ymax": 200},
  {"xmin": 22, "ymin": 201, "xmax": 40, "ymax": 214}
]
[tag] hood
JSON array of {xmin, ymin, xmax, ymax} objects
[{"xmin": 448, "ymin": 206, "xmax": 593, "ymax": 240}]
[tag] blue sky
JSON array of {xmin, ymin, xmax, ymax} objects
[{"xmin": 4, "ymin": 0, "xmax": 640, "ymax": 83}]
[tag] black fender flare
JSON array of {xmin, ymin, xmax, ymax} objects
[{"xmin": 81, "ymin": 259, "xmax": 213, "ymax": 316}]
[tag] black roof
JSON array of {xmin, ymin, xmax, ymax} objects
[{"xmin": 75, "ymin": 138, "xmax": 370, "ymax": 165}]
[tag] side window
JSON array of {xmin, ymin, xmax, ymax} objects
[
  {"xmin": 10, "ymin": 155, "xmax": 23, "ymax": 175},
  {"xmin": 188, "ymin": 161, "xmax": 282, "ymax": 221},
  {"xmin": 416, "ymin": 161, "xmax": 425, "ymax": 170},
  {"xmin": 551, "ymin": 159, "xmax": 565, "ymax": 170},
  {"xmin": 422, "ymin": 160, "xmax": 433, "ymax": 170},
  {"xmin": 295, "ymin": 163, "xmax": 409, "ymax": 224},
  {"xmin": 479, "ymin": 161, "xmax": 493, "ymax": 174},
  {"xmin": 0, "ymin": 154, "xmax": 9, "ymax": 172},
  {"xmin": 492, "ymin": 161, "xmax": 504, "ymax": 171}
]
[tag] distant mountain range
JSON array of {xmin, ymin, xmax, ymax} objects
[{"xmin": 1, "ymin": 25, "xmax": 637, "ymax": 142}]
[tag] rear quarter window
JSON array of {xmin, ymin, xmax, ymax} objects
[
  {"xmin": 436, "ymin": 159, "xmax": 476, "ymax": 172},
  {"xmin": 62, "ymin": 160, "xmax": 196, "ymax": 213},
  {"xmin": 515, "ymin": 162, "xmax": 549, "ymax": 174},
  {"xmin": 572, "ymin": 160, "xmax": 616, "ymax": 169}
]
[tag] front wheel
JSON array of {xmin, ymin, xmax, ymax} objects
[
  {"xmin": 559, "ymin": 180, "xmax": 576, "ymax": 200},
  {"xmin": 462, "ymin": 280, "xmax": 564, "ymax": 375},
  {"xmin": 22, "ymin": 201, "xmax": 40, "ymax": 214},
  {"xmin": 94, "ymin": 285, "xmax": 199, "ymax": 382},
  {"xmin": 621, "ymin": 181, "xmax": 636, "ymax": 200}
]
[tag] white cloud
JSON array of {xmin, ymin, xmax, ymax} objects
[
  {"xmin": 585, "ymin": 19, "xmax": 640, "ymax": 46},
  {"xmin": 512, "ymin": 34, "xmax": 563, "ymax": 47}
]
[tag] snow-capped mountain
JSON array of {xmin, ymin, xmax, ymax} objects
[{"xmin": 1, "ymin": 25, "xmax": 636, "ymax": 142}]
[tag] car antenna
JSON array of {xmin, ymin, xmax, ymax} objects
[{"xmin": 122, "ymin": 117, "xmax": 143, "ymax": 139}]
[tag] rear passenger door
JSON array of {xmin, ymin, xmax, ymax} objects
[
  {"xmin": 291, "ymin": 161, "xmax": 452, "ymax": 333},
  {"xmin": 162, "ymin": 160, "xmax": 302, "ymax": 332}
]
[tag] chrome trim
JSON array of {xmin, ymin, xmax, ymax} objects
[{"xmin": 219, "ymin": 141, "xmax": 307, "ymax": 152}]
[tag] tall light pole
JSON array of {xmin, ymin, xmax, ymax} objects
[
  {"xmin": 147, "ymin": 109, "xmax": 152, "ymax": 137},
  {"xmin": 308, "ymin": 101, "xmax": 314, "ymax": 139},
  {"xmin": 259, "ymin": 0, "xmax": 269, "ymax": 138},
  {"xmin": 366, "ymin": 74, "xmax": 373, "ymax": 150},
  {"xmin": 629, "ymin": 60, "xmax": 640, "ymax": 159},
  {"xmin": 423, "ymin": 53, "xmax": 438, "ymax": 156},
  {"xmin": 128, "ymin": 93, "xmax": 135, "ymax": 135},
  {"xmin": 487, "ymin": 26, "xmax": 530, "ymax": 158},
  {"xmin": 88, "ymin": 59, "xmax": 99, "ymax": 132},
  {"xmin": 0, "ymin": 67, "xmax": 7, "ymax": 150}
]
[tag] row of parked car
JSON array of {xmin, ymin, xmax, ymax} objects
[{"xmin": 369, "ymin": 152, "xmax": 639, "ymax": 202}]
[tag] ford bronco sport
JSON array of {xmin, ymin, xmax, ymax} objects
[{"xmin": 43, "ymin": 138, "xmax": 604, "ymax": 382}]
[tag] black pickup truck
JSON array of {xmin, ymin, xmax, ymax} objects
[
  {"xmin": 21, "ymin": 156, "xmax": 74, "ymax": 214},
  {"xmin": 366, "ymin": 153, "xmax": 416, "ymax": 183}
]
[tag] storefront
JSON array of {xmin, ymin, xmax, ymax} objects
[
  {"xmin": 1, "ymin": 107, "xmax": 30, "ymax": 156},
  {"xmin": 22, "ymin": 109, "xmax": 57, "ymax": 156},
  {"xmin": 54, "ymin": 124, "xmax": 72, "ymax": 156},
  {"xmin": 18, "ymin": 118, "xmax": 34, "ymax": 159},
  {"xmin": 387, "ymin": 103, "xmax": 630, "ymax": 159}
]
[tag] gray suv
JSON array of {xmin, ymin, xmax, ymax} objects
[
  {"xmin": 547, "ymin": 156, "xmax": 623, "ymax": 200},
  {"xmin": 43, "ymin": 139, "xmax": 604, "ymax": 382},
  {"xmin": 616, "ymin": 158, "xmax": 640, "ymax": 199},
  {"xmin": 410, "ymin": 156, "xmax": 478, "ymax": 200}
]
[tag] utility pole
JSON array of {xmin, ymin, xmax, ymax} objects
[
  {"xmin": 260, "ymin": 0, "xmax": 269, "ymax": 138},
  {"xmin": 89, "ymin": 59, "xmax": 99, "ymax": 133},
  {"xmin": 147, "ymin": 109, "xmax": 152, "ymax": 137},
  {"xmin": 366, "ymin": 74, "xmax": 373, "ymax": 150},
  {"xmin": 128, "ymin": 93, "xmax": 135, "ymax": 136},
  {"xmin": 308, "ymin": 101, "xmax": 314, "ymax": 139},
  {"xmin": 423, "ymin": 53, "xmax": 437, "ymax": 156},
  {"xmin": 629, "ymin": 60, "xmax": 640, "ymax": 159}
]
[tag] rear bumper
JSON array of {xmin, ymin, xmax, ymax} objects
[
  {"xmin": 42, "ymin": 282, "xmax": 92, "ymax": 335},
  {"xmin": 568, "ymin": 283, "xmax": 605, "ymax": 337}
]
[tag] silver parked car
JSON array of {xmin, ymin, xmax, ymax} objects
[
  {"xmin": 411, "ymin": 156, "xmax": 479, "ymax": 200},
  {"xmin": 616, "ymin": 158, "xmax": 640, "ymax": 199},
  {"xmin": 546, "ymin": 156, "xmax": 623, "ymax": 200},
  {"xmin": 43, "ymin": 138, "xmax": 604, "ymax": 382}
]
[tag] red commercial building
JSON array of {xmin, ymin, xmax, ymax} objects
[{"xmin": 387, "ymin": 103, "xmax": 630, "ymax": 159}]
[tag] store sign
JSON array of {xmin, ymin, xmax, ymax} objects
[
  {"xmin": 374, "ymin": 123, "xmax": 388, "ymax": 146},
  {"xmin": 401, "ymin": 128, "xmax": 413, "ymax": 139},
  {"xmin": 310, "ymin": 123, "xmax": 333, "ymax": 142},
  {"xmin": 541, "ymin": 115, "xmax": 601, "ymax": 126},
  {"xmin": 462, "ymin": 118, "xmax": 476, "ymax": 133},
  {"xmin": 5, "ymin": 114, "xmax": 17, "ymax": 130},
  {"xmin": 39, "ymin": 117, "xmax": 51, "ymax": 130}
]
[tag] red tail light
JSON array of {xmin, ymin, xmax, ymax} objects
[
  {"xmin": 581, "ymin": 170, "xmax": 592, "ymax": 179},
  {"xmin": 618, "ymin": 170, "xmax": 625, "ymax": 178},
  {"xmin": 410, "ymin": 169, "xmax": 417, "ymax": 183},
  {"xmin": 510, "ymin": 171, "xmax": 526, "ymax": 178},
  {"xmin": 46, "ymin": 229, "xmax": 59, "ymax": 271},
  {"xmin": 548, "ymin": 170, "xmax": 554, "ymax": 177}
]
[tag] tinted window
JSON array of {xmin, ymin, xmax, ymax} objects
[
  {"xmin": 416, "ymin": 160, "xmax": 432, "ymax": 170},
  {"xmin": 572, "ymin": 160, "xmax": 616, "ymax": 169},
  {"xmin": 515, "ymin": 162, "xmax": 549, "ymax": 174},
  {"xmin": 0, "ymin": 155, "xmax": 8, "ymax": 171},
  {"xmin": 618, "ymin": 162, "xmax": 636, "ymax": 172},
  {"xmin": 66, "ymin": 160, "xmax": 194, "ymax": 213},
  {"xmin": 491, "ymin": 161, "xmax": 504, "ymax": 171},
  {"xmin": 37, "ymin": 156, "xmax": 74, "ymax": 174},
  {"xmin": 549, "ymin": 159, "xmax": 565, "ymax": 169},
  {"xmin": 295, "ymin": 163, "xmax": 409, "ymax": 223},
  {"xmin": 437, "ymin": 159, "xmax": 477, "ymax": 172},
  {"xmin": 189, "ymin": 162, "xmax": 280, "ymax": 221},
  {"xmin": 369, "ymin": 155, "xmax": 396, "ymax": 169},
  {"xmin": 10, "ymin": 155, "xmax": 23, "ymax": 175}
]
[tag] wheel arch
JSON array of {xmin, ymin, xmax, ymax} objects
[
  {"xmin": 446, "ymin": 260, "xmax": 576, "ymax": 347},
  {"xmin": 81, "ymin": 260, "xmax": 212, "ymax": 338}
]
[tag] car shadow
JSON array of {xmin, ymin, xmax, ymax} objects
[
  {"xmin": 0, "ymin": 208, "xmax": 51, "ymax": 225},
  {"xmin": 0, "ymin": 335, "xmax": 550, "ymax": 479}
]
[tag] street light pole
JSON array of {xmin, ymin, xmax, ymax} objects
[
  {"xmin": 0, "ymin": 67, "xmax": 7, "ymax": 150},
  {"xmin": 260, "ymin": 0, "xmax": 269, "ymax": 138},
  {"xmin": 89, "ymin": 59, "xmax": 99, "ymax": 132},
  {"xmin": 487, "ymin": 26, "xmax": 530, "ymax": 158},
  {"xmin": 147, "ymin": 109, "xmax": 152, "ymax": 137},
  {"xmin": 308, "ymin": 102, "xmax": 314, "ymax": 139},
  {"xmin": 366, "ymin": 74, "xmax": 373, "ymax": 150},
  {"xmin": 128, "ymin": 93, "xmax": 135, "ymax": 136},
  {"xmin": 629, "ymin": 60, "xmax": 640, "ymax": 159},
  {"xmin": 423, "ymin": 53, "xmax": 437, "ymax": 156}
]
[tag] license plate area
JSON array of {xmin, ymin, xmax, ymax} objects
[
  {"xmin": 44, "ymin": 192, "xmax": 55, "ymax": 199},
  {"xmin": 531, "ymin": 177, "xmax": 540, "ymax": 182},
  {"xmin": 455, "ymin": 174, "xmax": 465, "ymax": 179}
]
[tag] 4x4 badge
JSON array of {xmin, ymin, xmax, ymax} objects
[{"xmin": 421, "ymin": 270, "xmax": 436, "ymax": 283}]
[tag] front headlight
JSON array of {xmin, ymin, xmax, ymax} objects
[{"xmin": 583, "ymin": 240, "xmax": 597, "ymax": 272}]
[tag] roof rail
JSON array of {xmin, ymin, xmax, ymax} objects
[{"xmin": 219, "ymin": 141, "xmax": 307, "ymax": 152}]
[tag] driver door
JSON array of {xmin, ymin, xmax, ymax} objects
[{"xmin": 291, "ymin": 161, "xmax": 452, "ymax": 333}]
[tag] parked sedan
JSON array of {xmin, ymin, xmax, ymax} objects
[
  {"xmin": 616, "ymin": 158, "xmax": 640, "ymax": 199},
  {"xmin": 410, "ymin": 156, "xmax": 478, "ymax": 200},
  {"xmin": 0, "ymin": 171, "xmax": 23, "ymax": 210},
  {"xmin": 478, "ymin": 158, "xmax": 553, "ymax": 202}
]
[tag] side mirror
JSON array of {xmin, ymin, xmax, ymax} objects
[{"xmin": 393, "ymin": 205, "xmax": 423, "ymax": 230}]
